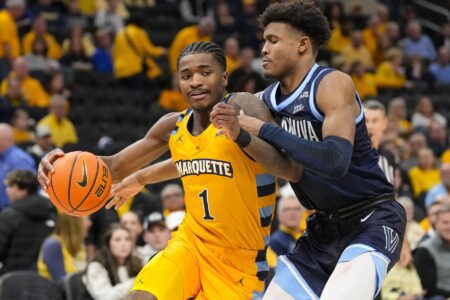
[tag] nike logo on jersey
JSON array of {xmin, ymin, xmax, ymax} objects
[
  {"xmin": 360, "ymin": 211, "xmax": 374, "ymax": 222},
  {"xmin": 77, "ymin": 160, "xmax": 88, "ymax": 187}
]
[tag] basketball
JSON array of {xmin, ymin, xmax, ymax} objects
[{"xmin": 47, "ymin": 151, "xmax": 112, "ymax": 216}]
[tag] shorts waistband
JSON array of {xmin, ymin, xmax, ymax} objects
[{"xmin": 315, "ymin": 193, "xmax": 395, "ymax": 222}]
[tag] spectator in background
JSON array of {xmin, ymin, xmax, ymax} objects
[
  {"xmin": 0, "ymin": 123, "xmax": 35, "ymax": 209},
  {"xmin": 427, "ymin": 121, "xmax": 448, "ymax": 157},
  {"xmin": 405, "ymin": 55, "xmax": 435, "ymax": 88},
  {"xmin": 401, "ymin": 20, "xmax": 437, "ymax": 62},
  {"xmin": 398, "ymin": 196, "xmax": 425, "ymax": 250},
  {"xmin": 92, "ymin": 28, "xmax": 113, "ymax": 74},
  {"xmin": 224, "ymin": 36, "xmax": 240, "ymax": 74},
  {"xmin": 45, "ymin": 71, "xmax": 70, "ymax": 98},
  {"xmin": 10, "ymin": 108, "xmax": 33, "ymax": 147},
  {"xmin": 168, "ymin": 17, "xmax": 214, "ymax": 73},
  {"xmin": 86, "ymin": 207, "xmax": 119, "ymax": 259},
  {"xmin": 27, "ymin": 124, "xmax": 54, "ymax": 166},
  {"xmin": 113, "ymin": 16, "xmax": 167, "ymax": 87},
  {"xmin": 429, "ymin": 46, "xmax": 450, "ymax": 85},
  {"xmin": 408, "ymin": 147, "xmax": 440, "ymax": 200},
  {"xmin": 31, "ymin": 0, "xmax": 65, "ymax": 31},
  {"xmin": 37, "ymin": 94, "xmax": 78, "ymax": 148},
  {"xmin": 228, "ymin": 47, "xmax": 265, "ymax": 93},
  {"xmin": 436, "ymin": 22, "xmax": 450, "ymax": 50},
  {"xmin": 375, "ymin": 48, "xmax": 407, "ymax": 89},
  {"xmin": 38, "ymin": 213, "xmax": 91, "ymax": 282},
  {"xmin": 411, "ymin": 96, "xmax": 447, "ymax": 130},
  {"xmin": 158, "ymin": 73, "xmax": 189, "ymax": 112},
  {"xmin": 323, "ymin": 1, "xmax": 344, "ymax": 30},
  {"xmin": 381, "ymin": 239, "xmax": 425, "ymax": 300},
  {"xmin": 160, "ymin": 183, "xmax": 185, "ymax": 217},
  {"xmin": 341, "ymin": 30, "xmax": 374, "ymax": 69},
  {"xmin": 0, "ymin": 0, "xmax": 25, "ymax": 79},
  {"xmin": 24, "ymin": 37, "xmax": 60, "ymax": 73},
  {"xmin": 425, "ymin": 164, "xmax": 450, "ymax": 210},
  {"xmin": 385, "ymin": 22, "xmax": 400, "ymax": 46},
  {"xmin": 179, "ymin": 0, "xmax": 213, "ymax": 23},
  {"xmin": 141, "ymin": 212, "xmax": 171, "ymax": 264},
  {"xmin": 85, "ymin": 224, "xmax": 142, "ymax": 300},
  {"xmin": 62, "ymin": 25, "xmax": 95, "ymax": 58},
  {"xmin": 387, "ymin": 97, "xmax": 411, "ymax": 136},
  {"xmin": 400, "ymin": 131, "xmax": 428, "ymax": 173},
  {"xmin": 350, "ymin": 61, "xmax": 377, "ymax": 100},
  {"xmin": 94, "ymin": 0, "xmax": 125, "ymax": 36},
  {"xmin": 414, "ymin": 205, "xmax": 450, "ymax": 298},
  {"xmin": 120, "ymin": 211, "xmax": 144, "ymax": 246},
  {"xmin": 213, "ymin": 0, "xmax": 239, "ymax": 45},
  {"xmin": 420, "ymin": 198, "xmax": 449, "ymax": 239},
  {"xmin": 362, "ymin": 15, "xmax": 382, "ymax": 58},
  {"xmin": 0, "ymin": 56, "xmax": 50, "ymax": 107},
  {"xmin": 60, "ymin": 36, "xmax": 93, "ymax": 71},
  {"xmin": 65, "ymin": 0, "xmax": 89, "ymax": 29},
  {"xmin": 326, "ymin": 17, "xmax": 352, "ymax": 54},
  {"xmin": 0, "ymin": 170, "xmax": 55, "ymax": 274},
  {"xmin": 22, "ymin": 16, "xmax": 62, "ymax": 60}
]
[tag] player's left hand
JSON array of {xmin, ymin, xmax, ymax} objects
[
  {"xmin": 238, "ymin": 110, "xmax": 265, "ymax": 136},
  {"xmin": 210, "ymin": 103, "xmax": 240, "ymax": 140}
]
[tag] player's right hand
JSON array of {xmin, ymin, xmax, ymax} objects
[
  {"xmin": 106, "ymin": 174, "xmax": 143, "ymax": 210},
  {"xmin": 37, "ymin": 148, "xmax": 65, "ymax": 190}
]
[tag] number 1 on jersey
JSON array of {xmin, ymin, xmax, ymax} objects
[{"xmin": 199, "ymin": 189, "xmax": 214, "ymax": 220}]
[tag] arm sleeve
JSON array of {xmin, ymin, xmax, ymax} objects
[
  {"xmin": 42, "ymin": 239, "xmax": 66, "ymax": 282},
  {"xmin": 258, "ymin": 123, "xmax": 352, "ymax": 178},
  {"xmin": 85, "ymin": 262, "xmax": 134, "ymax": 300}
]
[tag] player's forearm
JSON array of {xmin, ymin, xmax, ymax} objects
[
  {"xmin": 135, "ymin": 159, "xmax": 180, "ymax": 185},
  {"xmin": 259, "ymin": 123, "xmax": 352, "ymax": 178},
  {"xmin": 243, "ymin": 135, "xmax": 302, "ymax": 182}
]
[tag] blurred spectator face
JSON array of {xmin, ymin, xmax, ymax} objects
[
  {"xmin": 143, "ymin": 224, "xmax": 171, "ymax": 252},
  {"xmin": 81, "ymin": 216, "xmax": 92, "ymax": 238},
  {"xmin": 6, "ymin": 77, "xmax": 22, "ymax": 99},
  {"xmin": 50, "ymin": 73, "xmax": 65, "ymax": 94},
  {"xmin": 50, "ymin": 95, "xmax": 67, "ymax": 120},
  {"xmin": 442, "ymin": 23, "xmax": 450, "ymax": 38},
  {"xmin": 330, "ymin": 3, "xmax": 342, "ymax": 19},
  {"xmin": 0, "ymin": 124, "xmax": 14, "ymax": 153},
  {"xmin": 435, "ymin": 209, "xmax": 450, "ymax": 242},
  {"xmin": 352, "ymin": 61, "xmax": 365, "ymax": 76},
  {"xmin": 364, "ymin": 106, "xmax": 387, "ymax": 147},
  {"xmin": 429, "ymin": 122, "xmax": 447, "ymax": 144},
  {"xmin": 216, "ymin": 1, "xmax": 230, "ymax": 18},
  {"xmin": 33, "ymin": 17, "xmax": 47, "ymax": 35},
  {"xmin": 225, "ymin": 37, "xmax": 239, "ymax": 59},
  {"xmin": 108, "ymin": 0, "xmax": 119, "ymax": 11},
  {"xmin": 8, "ymin": 1, "xmax": 25, "ymax": 20},
  {"xmin": 5, "ymin": 183, "xmax": 27, "ymax": 202},
  {"xmin": 418, "ymin": 148, "xmax": 435, "ymax": 170},
  {"xmin": 408, "ymin": 132, "xmax": 427, "ymax": 157},
  {"xmin": 386, "ymin": 22, "xmax": 400, "ymax": 42},
  {"xmin": 278, "ymin": 196, "xmax": 303, "ymax": 230},
  {"xmin": 240, "ymin": 48, "xmax": 254, "ymax": 70},
  {"xmin": 391, "ymin": 52, "xmax": 403, "ymax": 67},
  {"xmin": 96, "ymin": 30, "xmax": 111, "ymax": 50},
  {"xmin": 341, "ymin": 19, "xmax": 353, "ymax": 36},
  {"xmin": 388, "ymin": 98, "xmax": 407, "ymax": 119},
  {"xmin": 398, "ymin": 196, "xmax": 414, "ymax": 222},
  {"xmin": 38, "ymin": 0, "xmax": 52, "ymax": 6},
  {"xmin": 428, "ymin": 202, "xmax": 443, "ymax": 229},
  {"xmin": 32, "ymin": 38, "xmax": 48, "ymax": 56},
  {"xmin": 13, "ymin": 57, "xmax": 29, "ymax": 80},
  {"xmin": 417, "ymin": 97, "xmax": 433, "ymax": 116},
  {"xmin": 441, "ymin": 164, "xmax": 450, "ymax": 187},
  {"xmin": 368, "ymin": 15, "xmax": 380, "ymax": 32},
  {"xmin": 36, "ymin": 127, "xmax": 53, "ymax": 151},
  {"xmin": 352, "ymin": 30, "xmax": 363, "ymax": 48},
  {"xmin": 438, "ymin": 47, "xmax": 449, "ymax": 65},
  {"xmin": 120, "ymin": 211, "xmax": 143, "ymax": 243},
  {"xmin": 376, "ymin": 4, "xmax": 389, "ymax": 22},
  {"xmin": 407, "ymin": 21, "xmax": 422, "ymax": 40},
  {"xmin": 109, "ymin": 228, "xmax": 133, "ymax": 262},
  {"xmin": 12, "ymin": 109, "xmax": 29, "ymax": 130},
  {"xmin": 69, "ymin": 25, "xmax": 83, "ymax": 39},
  {"xmin": 198, "ymin": 18, "xmax": 215, "ymax": 37},
  {"xmin": 161, "ymin": 184, "xmax": 184, "ymax": 212}
]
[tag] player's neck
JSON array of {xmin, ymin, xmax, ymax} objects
[
  {"xmin": 191, "ymin": 110, "xmax": 211, "ymax": 136},
  {"xmin": 279, "ymin": 60, "xmax": 316, "ymax": 95}
]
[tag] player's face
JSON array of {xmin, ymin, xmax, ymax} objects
[
  {"xmin": 262, "ymin": 22, "xmax": 305, "ymax": 79},
  {"xmin": 364, "ymin": 108, "xmax": 387, "ymax": 146},
  {"xmin": 178, "ymin": 53, "xmax": 227, "ymax": 112},
  {"xmin": 110, "ymin": 229, "xmax": 133, "ymax": 260}
]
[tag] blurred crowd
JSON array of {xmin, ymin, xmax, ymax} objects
[{"xmin": 0, "ymin": 0, "xmax": 450, "ymax": 299}]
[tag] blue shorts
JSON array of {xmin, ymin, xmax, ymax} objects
[{"xmin": 271, "ymin": 200, "xmax": 406, "ymax": 299}]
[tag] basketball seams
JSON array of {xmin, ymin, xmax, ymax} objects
[
  {"xmin": 67, "ymin": 151, "xmax": 82, "ymax": 210},
  {"xmin": 70, "ymin": 155, "xmax": 100, "ymax": 213}
]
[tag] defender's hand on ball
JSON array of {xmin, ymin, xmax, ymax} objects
[
  {"xmin": 106, "ymin": 174, "xmax": 143, "ymax": 210},
  {"xmin": 210, "ymin": 103, "xmax": 240, "ymax": 140},
  {"xmin": 238, "ymin": 111, "xmax": 264, "ymax": 136},
  {"xmin": 38, "ymin": 148, "xmax": 65, "ymax": 190}
]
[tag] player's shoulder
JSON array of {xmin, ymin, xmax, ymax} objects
[
  {"xmin": 318, "ymin": 70, "xmax": 356, "ymax": 99},
  {"xmin": 229, "ymin": 92, "xmax": 273, "ymax": 122}
]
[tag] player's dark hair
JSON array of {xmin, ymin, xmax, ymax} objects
[
  {"xmin": 260, "ymin": 1, "xmax": 331, "ymax": 52},
  {"xmin": 363, "ymin": 100, "xmax": 386, "ymax": 115},
  {"xmin": 177, "ymin": 41, "xmax": 226, "ymax": 71},
  {"xmin": 6, "ymin": 170, "xmax": 39, "ymax": 195}
]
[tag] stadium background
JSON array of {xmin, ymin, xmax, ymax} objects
[{"xmin": 0, "ymin": 0, "xmax": 450, "ymax": 299}]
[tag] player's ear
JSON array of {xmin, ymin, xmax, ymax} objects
[
  {"xmin": 298, "ymin": 36, "xmax": 309, "ymax": 54},
  {"xmin": 222, "ymin": 71, "xmax": 228, "ymax": 88}
]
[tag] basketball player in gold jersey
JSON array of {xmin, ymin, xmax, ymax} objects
[{"xmin": 38, "ymin": 42, "xmax": 301, "ymax": 299}]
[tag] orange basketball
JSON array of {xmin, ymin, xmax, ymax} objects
[{"xmin": 47, "ymin": 151, "xmax": 112, "ymax": 216}]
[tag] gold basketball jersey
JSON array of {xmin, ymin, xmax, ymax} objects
[{"xmin": 169, "ymin": 106, "xmax": 276, "ymax": 252}]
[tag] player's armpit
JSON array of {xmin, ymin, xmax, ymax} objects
[{"xmin": 101, "ymin": 113, "xmax": 180, "ymax": 183}]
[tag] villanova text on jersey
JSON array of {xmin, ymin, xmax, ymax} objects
[{"xmin": 261, "ymin": 64, "xmax": 393, "ymax": 211}]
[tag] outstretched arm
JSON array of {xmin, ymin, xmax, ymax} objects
[
  {"xmin": 210, "ymin": 93, "xmax": 302, "ymax": 182},
  {"xmin": 240, "ymin": 72, "xmax": 357, "ymax": 179}
]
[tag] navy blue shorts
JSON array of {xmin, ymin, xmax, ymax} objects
[{"xmin": 271, "ymin": 199, "xmax": 406, "ymax": 299}]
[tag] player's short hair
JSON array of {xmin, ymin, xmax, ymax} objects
[
  {"xmin": 6, "ymin": 170, "xmax": 39, "ymax": 194},
  {"xmin": 177, "ymin": 41, "xmax": 226, "ymax": 71},
  {"xmin": 363, "ymin": 100, "xmax": 386, "ymax": 115},
  {"xmin": 260, "ymin": 1, "xmax": 331, "ymax": 52}
]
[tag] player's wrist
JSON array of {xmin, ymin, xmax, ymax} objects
[{"xmin": 234, "ymin": 128, "xmax": 251, "ymax": 148}]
